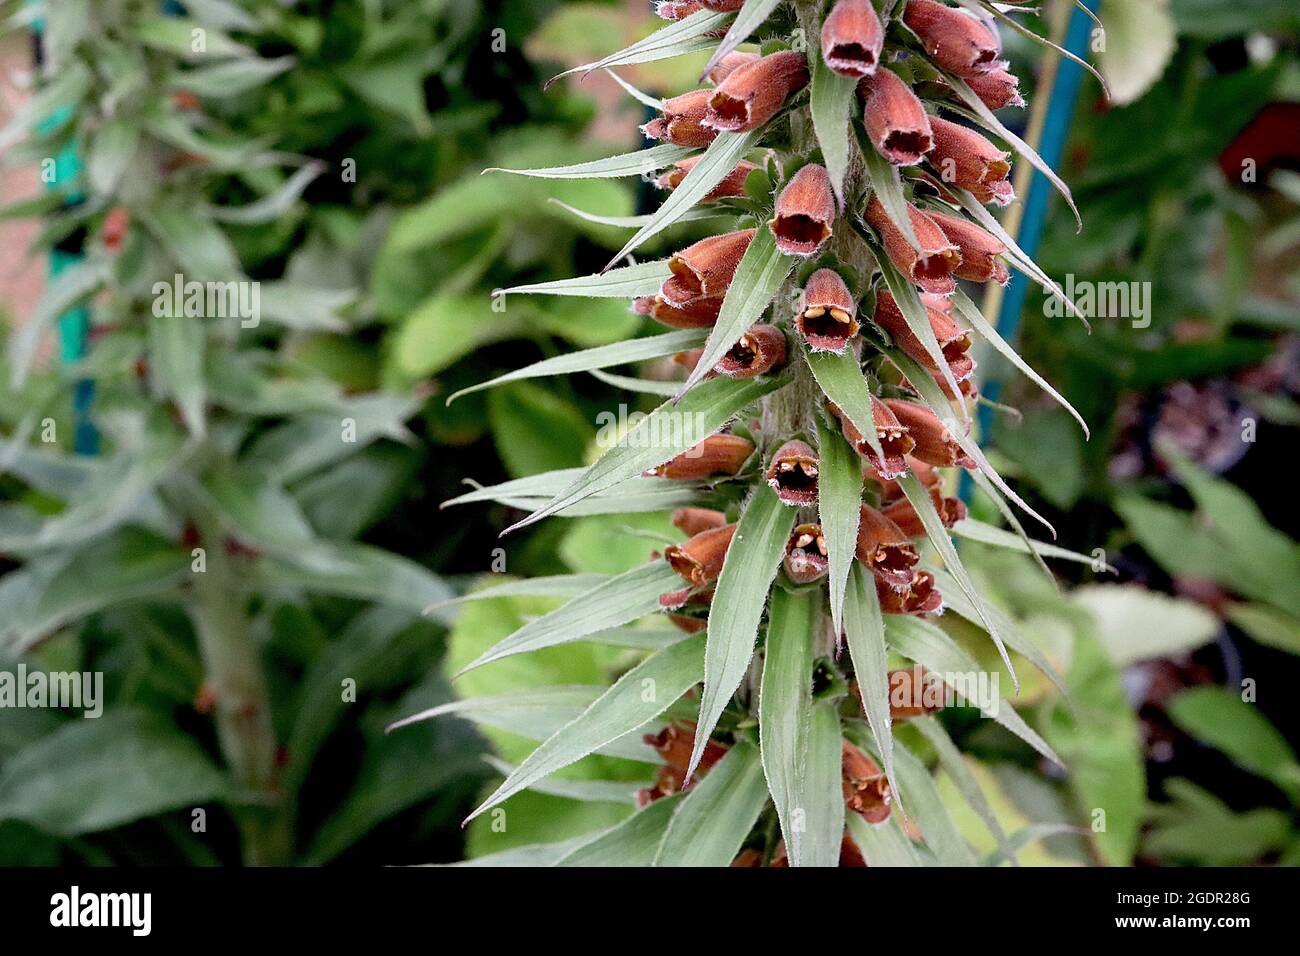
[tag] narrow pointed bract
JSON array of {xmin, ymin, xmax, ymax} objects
[
  {"xmin": 797, "ymin": 268, "xmax": 859, "ymax": 353},
  {"xmin": 766, "ymin": 438, "xmax": 820, "ymax": 505},
  {"xmin": 864, "ymin": 194, "xmax": 962, "ymax": 295},
  {"xmin": 705, "ymin": 50, "xmax": 809, "ymax": 132},
  {"xmin": 770, "ymin": 163, "xmax": 835, "ymax": 257},
  {"xmin": 859, "ymin": 68, "xmax": 934, "ymax": 165},
  {"xmin": 821, "ymin": 0, "xmax": 885, "ymax": 78}
]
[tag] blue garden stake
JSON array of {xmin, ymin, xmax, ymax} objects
[{"xmin": 961, "ymin": 0, "xmax": 1100, "ymax": 502}]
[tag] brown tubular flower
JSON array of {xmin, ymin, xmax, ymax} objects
[
  {"xmin": 797, "ymin": 268, "xmax": 859, "ymax": 353},
  {"xmin": 828, "ymin": 399, "xmax": 915, "ymax": 479},
  {"xmin": 856, "ymin": 504, "xmax": 920, "ymax": 592},
  {"xmin": 657, "ymin": 156, "xmax": 759, "ymax": 201},
  {"xmin": 865, "ymin": 455, "xmax": 941, "ymax": 501},
  {"xmin": 877, "ymin": 569, "xmax": 944, "ymax": 616},
  {"xmin": 672, "ymin": 506, "xmax": 727, "ymax": 537},
  {"xmin": 882, "ymin": 487, "xmax": 968, "ymax": 537},
  {"xmin": 928, "ymin": 116, "xmax": 1015, "ymax": 206},
  {"xmin": 766, "ymin": 439, "xmax": 819, "ymax": 505},
  {"xmin": 705, "ymin": 51, "xmax": 760, "ymax": 85},
  {"xmin": 661, "ymin": 228, "xmax": 756, "ymax": 305},
  {"xmin": 655, "ymin": 0, "xmax": 704, "ymax": 20},
  {"xmin": 965, "ymin": 66, "xmax": 1024, "ymax": 110},
  {"xmin": 884, "ymin": 399, "xmax": 974, "ymax": 468},
  {"xmin": 705, "ymin": 50, "xmax": 809, "ymax": 133},
  {"xmin": 634, "ymin": 293, "xmax": 724, "ymax": 329},
  {"xmin": 873, "ymin": 291, "xmax": 976, "ymax": 383},
  {"xmin": 647, "ymin": 433, "xmax": 755, "ymax": 479},
  {"xmin": 842, "ymin": 740, "xmax": 892, "ymax": 823},
  {"xmin": 927, "ymin": 209, "xmax": 1010, "ymax": 284},
  {"xmin": 888, "ymin": 666, "xmax": 946, "ymax": 721},
  {"xmin": 642, "ymin": 89, "xmax": 717, "ymax": 148},
  {"xmin": 699, "ymin": 0, "xmax": 744, "ymax": 9},
  {"xmin": 821, "ymin": 0, "xmax": 885, "ymax": 78},
  {"xmin": 638, "ymin": 722, "xmax": 728, "ymax": 804},
  {"xmin": 864, "ymin": 194, "xmax": 962, "ymax": 296},
  {"xmin": 859, "ymin": 68, "xmax": 934, "ymax": 166},
  {"xmin": 661, "ymin": 522, "xmax": 738, "ymax": 608},
  {"xmin": 903, "ymin": 0, "xmax": 1001, "ymax": 78},
  {"xmin": 770, "ymin": 164, "xmax": 835, "ymax": 257},
  {"xmin": 784, "ymin": 522, "xmax": 829, "ymax": 584},
  {"xmin": 716, "ymin": 324, "xmax": 787, "ymax": 378}
]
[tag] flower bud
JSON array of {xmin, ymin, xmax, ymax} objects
[
  {"xmin": 965, "ymin": 66, "xmax": 1024, "ymax": 110},
  {"xmin": 859, "ymin": 68, "xmax": 933, "ymax": 165},
  {"xmin": 842, "ymin": 740, "xmax": 892, "ymax": 823},
  {"xmin": 706, "ymin": 51, "xmax": 760, "ymax": 86},
  {"xmin": 821, "ymin": 0, "xmax": 885, "ymax": 77},
  {"xmin": 797, "ymin": 268, "xmax": 859, "ymax": 353},
  {"xmin": 633, "ymin": 293, "xmax": 724, "ymax": 329},
  {"xmin": 647, "ymin": 433, "xmax": 755, "ymax": 480},
  {"xmin": 882, "ymin": 399, "xmax": 975, "ymax": 468},
  {"xmin": 877, "ymin": 569, "xmax": 944, "ymax": 616},
  {"xmin": 873, "ymin": 291, "xmax": 976, "ymax": 384},
  {"xmin": 903, "ymin": 0, "xmax": 1001, "ymax": 77},
  {"xmin": 770, "ymin": 163, "xmax": 835, "ymax": 257},
  {"xmin": 888, "ymin": 666, "xmax": 946, "ymax": 721},
  {"xmin": 784, "ymin": 522, "xmax": 830, "ymax": 584},
  {"xmin": 661, "ymin": 228, "xmax": 756, "ymax": 305},
  {"xmin": 766, "ymin": 438, "xmax": 819, "ymax": 505},
  {"xmin": 928, "ymin": 116, "xmax": 1014, "ymax": 206},
  {"xmin": 672, "ymin": 506, "xmax": 728, "ymax": 537},
  {"xmin": 864, "ymin": 194, "xmax": 962, "ymax": 295},
  {"xmin": 856, "ymin": 504, "xmax": 920, "ymax": 592},
  {"xmin": 706, "ymin": 50, "xmax": 809, "ymax": 132},
  {"xmin": 927, "ymin": 209, "xmax": 1010, "ymax": 284},
  {"xmin": 716, "ymin": 324, "xmax": 787, "ymax": 378},
  {"xmin": 657, "ymin": 156, "xmax": 759, "ymax": 201},
  {"xmin": 642, "ymin": 88, "xmax": 718, "ymax": 148}
]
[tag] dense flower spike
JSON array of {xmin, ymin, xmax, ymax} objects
[
  {"xmin": 883, "ymin": 399, "xmax": 975, "ymax": 469},
  {"xmin": 657, "ymin": 156, "xmax": 759, "ymax": 200},
  {"xmin": 646, "ymin": 433, "xmax": 754, "ymax": 479},
  {"xmin": 716, "ymin": 324, "xmax": 788, "ymax": 378},
  {"xmin": 705, "ymin": 50, "xmax": 809, "ymax": 132},
  {"xmin": 903, "ymin": 0, "xmax": 1001, "ymax": 77},
  {"xmin": 821, "ymin": 0, "xmax": 885, "ymax": 78},
  {"xmin": 766, "ymin": 439, "xmax": 820, "ymax": 505},
  {"xmin": 661, "ymin": 228, "xmax": 756, "ymax": 305},
  {"xmin": 859, "ymin": 68, "xmax": 934, "ymax": 165},
  {"xmin": 864, "ymin": 194, "xmax": 962, "ymax": 295},
  {"xmin": 928, "ymin": 209, "xmax": 1010, "ymax": 284},
  {"xmin": 877, "ymin": 569, "xmax": 944, "ymax": 616},
  {"xmin": 928, "ymin": 116, "xmax": 1015, "ymax": 206},
  {"xmin": 842, "ymin": 741, "xmax": 892, "ymax": 823},
  {"xmin": 856, "ymin": 504, "xmax": 920, "ymax": 592},
  {"xmin": 770, "ymin": 163, "xmax": 835, "ymax": 256},
  {"xmin": 873, "ymin": 290, "xmax": 977, "ymax": 383},
  {"xmin": 641, "ymin": 88, "xmax": 718, "ymax": 148},
  {"xmin": 797, "ymin": 268, "xmax": 859, "ymax": 352},
  {"xmin": 784, "ymin": 522, "xmax": 830, "ymax": 584}
]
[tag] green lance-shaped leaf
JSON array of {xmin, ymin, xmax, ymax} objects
[
  {"xmin": 949, "ymin": 287, "xmax": 1088, "ymax": 437},
  {"xmin": 448, "ymin": 329, "xmax": 707, "ymax": 403},
  {"xmin": 759, "ymin": 587, "xmax": 814, "ymax": 864},
  {"xmin": 503, "ymin": 373, "xmax": 784, "ymax": 534},
  {"xmin": 605, "ymin": 68, "xmax": 664, "ymax": 109},
  {"xmin": 701, "ymin": 0, "xmax": 783, "ymax": 80},
  {"xmin": 499, "ymin": 258, "xmax": 671, "ymax": 299},
  {"xmin": 547, "ymin": 8, "xmax": 733, "ymax": 86},
  {"xmin": 547, "ymin": 198, "xmax": 729, "ymax": 230},
  {"xmin": 444, "ymin": 469, "xmax": 700, "ymax": 515},
  {"xmin": 481, "ymin": 756, "xmax": 641, "ymax": 806},
  {"xmin": 678, "ymin": 224, "xmax": 796, "ymax": 396},
  {"xmin": 604, "ymin": 130, "xmax": 760, "ymax": 271},
  {"xmin": 9, "ymin": 257, "xmax": 109, "ymax": 390},
  {"xmin": 555, "ymin": 794, "xmax": 683, "ymax": 867},
  {"xmin": 1166, "ymin": 687, "xmax": 1300, "ymax": 800},
  {"xmin": 686, "ymin": 482, "xmax": 796, "ymax": 780},
  {"xmin": 952, "ymin": 518, "xmax": 1109, "ymax": 570},
  {"xmin": 485, "ymin": 142, "xmax": 693, "ymax": 180},
  {"xmin": 428, "ymin": 573, "xmax": 610, "ymax": 611},
  {"xmin": 843, "ymin": 563, "xmax": 900, "ymax": 806},
  {"xmin": 806, "ymin": 348, "xmax": 883, "ymax": 459},
  {"xmin": 859, "ymin": 127, "xmax": 924, "ymax": 253},
  {"xmin": 389, "ymin": 686, "xmax": 659, "ymax": 762},
  {"xmin": 654, "ymin": 740, "xmax": 771, "ymax": 866},
  {"xmin": 896, "ymin": 470, "xmax": 1017, "ymax": 689},
  {"xmin": 810, "ymin": 52, "xmax": 859, "ymax": 204},
  {"xmin": 462, "ymin": 634, "xmax": 707, "ymax": 824},
  {"xmin": 588, "ymin": 369, "xmax": 680, "ymax": 396},
  {"xmin": 171, "ymin": 55, "xmax": 296, "ymax": 97},
  {"xmin": 911, "ymin": 715, "xmax": 1019, "ymax": 866},
  {"xmin": 147, "ymin": 314, "xmax": 206, "ymax": 438},
  {"xmin": 969, "ymin": 467, "xmax": 1055, "ymax": 584},
  {"xmin": 208, "ymin": 161, "xmax": 325, "ymax": 225},
  {"xmin": 847, "ymin": 813, "xmax": 924, "ymax": 867},
  {"xmin": 885, "ymin": 614, "xmax": 1062, "ymax": 767},
  {"xmin": 816, "ymin": 415, "xmax": 864, "ymax": 636},
  {"xmin": 940, "ymin": 71, "xmax": 1082, "ymax": 232},
  {"xmin": 875, "ymin": 253, "xmax": 967, "ymax": 423},
  {"xmin": 804, "ymin": 701, "xmax": 848, "ymax": 866},
  {"xmin": 453, "ymin": 561, "xmax": 683, "ymax": 676},
  {"xmin": 891, "ymin": 740, "xmax": 978, "ymax": 866}
]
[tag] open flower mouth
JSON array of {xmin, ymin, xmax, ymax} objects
[
  {"xmin": 880, "ymin": 570, "xmax": 944, "ymax": 616},
  {"xmin": 985, "ymin": 159, "xmax": 1012, "ymax": 184},
  {"xmin": 870, "ymin": 543, "xmax": 920, "ymax": 592},
  {"xmin": 665, "ymin": 548, "xmax": 707, "ymax": 587},
  {"xmin": 772, "ymin": 214, "xmax": 832, "ymax": 255},
  {"xmin": 845, "ymin": 774, "xmax": 892, "ymax": 823},
  {"xmin": 717, "ymin": 326, "xmax": 786, "ymax": 378},
  {"xmin": 826, "ymin": 43, "xmax": 876, "ymax": 76},
  {"xmin": 798, "ymin": 306, "xmax": 858, "ymax": 352},
  {"xmin": 706, "ymin": 92, "xmax": 751, "ymax": 129},
  {"xmin": 942, "ymin": 339, "xmax": 976, "ymax": 381},
  {"xmin": 882, "ymin": 129, "xmax": 932, "ymax": 164},
  {"xmin": 767, "ymin": 440, "xmax": 820, "ymax": 505},
  {"xmin": 913, "ymin": 248, "xmax": 960, "ymax": 284},
  {"xmin": 971, "ymin": 47, "xmax": 999, "ymax": 72},
  {"xmin": 784, "ymin": 523, "xmax": 829, "ymax": 583},
  {"xmin": 663, "ymin": 260, "xmax": 705, "ymax": 304}
]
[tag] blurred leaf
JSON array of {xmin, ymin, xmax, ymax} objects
[
  {"xmin": 1166, "ymin": 687, "xmax": 1300, "ymax": 800},
  {"xmin": 1097, "ymin": 0, "xmax": 1177, "ymax": 106},
  {"xmin": 487, "ymin": 382, "xmax": 593, "ymax": 479},
  {"xmin": 1145, "ymin": 778, "xmax": 1291, "ymax": 864},
  {"xmin": 1073, "ymin": 584, "xmax": 1219, "ymax": 666},
  {"xmin": 148, "ymin": 315, "xmax": 206, "ymax": 437},
  {"xmin": 1169, "ymin": 0, "xmax": 1300, "ymax": 37},
  {"xmin": 1225, "ymin": 603, "xmax": 1300, "ymax": 656},
  {"xmin": 390, "ymin": 294, "xmax": 529, "ymax": 380}
]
